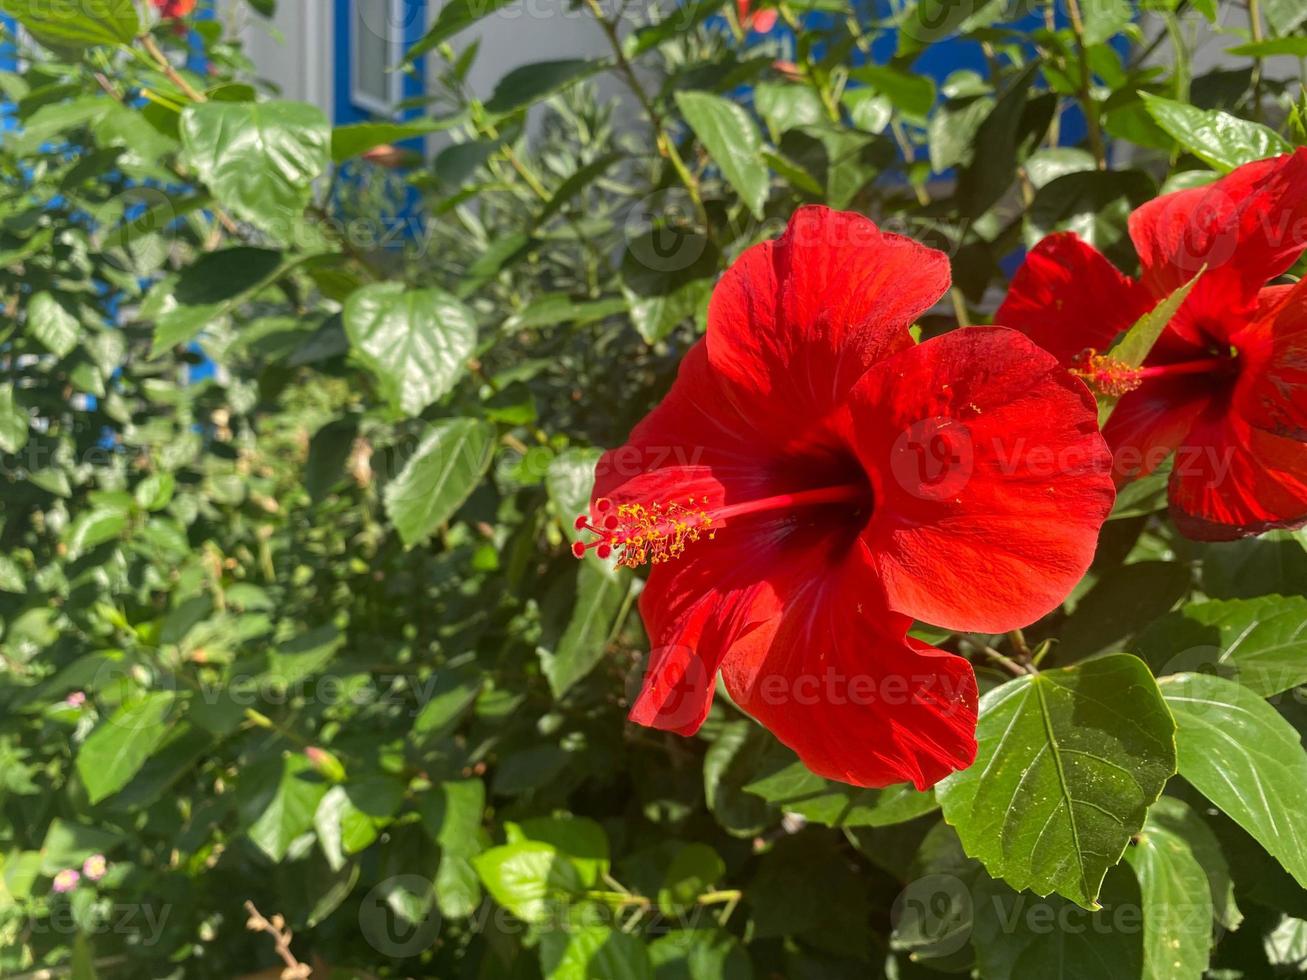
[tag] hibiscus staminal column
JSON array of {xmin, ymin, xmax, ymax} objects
[{"xmin": 573, "ymin": 484, "xmax": 869, "ymax": 568}]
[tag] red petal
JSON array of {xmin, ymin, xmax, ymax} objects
[
  {"xmin": 1169, "ymin": 409, "xmax": 1307, "ymax": 540},
  {"xmin": 995, "ymin": 232, "xmax": 1151, "ymax": 365},
  {"xmin": 720, "ymin": 560, "xmax": 977, "ymax": 790},
  {"xmin": 1103, "ymin": 377, "xmax": 1214, "ymax": 485},
  {"xmin": 840, "ymin": 327, "xmax": 1115, "ymax": 633},
  {"xmin": 1129, "ymin": 149, "xmax": 1307, "ymax": 308},
  {"xmin": 705, "ymin": 206, "xmax": 946, "ymax": 439},
  {"xmin": 599, "ymin": 342, "xmax": 858, "ymax": 735},
  {"xmin": 1237, "ymin": 280, "xmax": 1307, "ymax": 441}
]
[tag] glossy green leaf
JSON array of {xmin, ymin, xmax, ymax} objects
[
  {"xmin": 181, "ymin": 100, "xmax": 330, "ymax": 232},
  {"xmin": 383, "ymin": 418, "xmax": 496, "ymax": 547},
  {"xmin": 937, "ymin": 654, "xmax": 1177, "ymax": 908},
  {"xmin": 1137, "ymin": 595, "xmax": 1307, "ymax": 696},
  {"xmin": 418, "ymin": 778, "xmax": 486, "ymax": 918},
  {"xmin": 540, "ymin": 923, "xmax": 653, "ymax": 980},
  {"xmin": 343, "ymin": 282, "xmax": 477, "ymax": 417},
  {"xmin": 1160, "ymin": 672, "xmax": 1307, "ymax": 889},
  {"xmin": 75, "ymin": 692, "xmax": 177, "ymax": 804},
  {"xmin": 244, "ymin": 754, "xmax": 328, "ymax": 862},
  {"xmin": 541, "ymin": 560, "xmax": 634, "ymax": 698},
  {"xmin": 647, "ymin": 929, "xmax": 753, "ymax": 980},
  {"xmin": 485, "ymin": 59, "xmax": 598, "ymax": 115},
  {"xmin": 0, "ymin": 384, "xmax": 28, "ymax": 455},
  {"xmin": 1140, "ymin": 93, "xmax": 1292, "ymax": 173},
  {"xmin": 675, "ymin": 90, "xmax": 769, "ymax": 220},
  {"xmin": 473, "ymin": 840, "xmax": 583, "ymax": 923},
  {"xmin": 0, "ymin": 0, "xmax": 139, "ymax": 48},
  {"xmin": 26, "ymin": 292, "xmax": 79, "ymax": 358},
  {"xmin": 1125, "ymin": 799, "xmax": 1213, "ymax": 980},
  {"xmin": 404, "ymin": 0, "xmax": 516, "ymax": 63}
]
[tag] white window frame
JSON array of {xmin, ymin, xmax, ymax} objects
[{"xmin": 349, "ymin": 0, "xmax": 405, "ymax": 117}]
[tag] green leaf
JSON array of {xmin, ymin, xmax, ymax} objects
[
  {"xmin": 547, "ymin": 448, "xmax": 601, "ymax": 529},
  {"xmin": 1137, "ymin": 595, "xmax": 1307, "ymax": 696},
  {"xmin": 148, "ymin": 247, "xmax": 297, "ymax": 354},
  {"xmin": 473, "ymin": 841, "xmax": 583, "ymax": 923},
  {"xmin": 314, "ymin": 777, "xmax": 406, "ymax": 866},
  {"xmin": 1160, "ymin": 672, "xmax": 1307, "ymax": 890},
  {"xmin": 1144, "ymin": 796, "xmax": 1241, "ymax": 931},
  {"xmin": 409, "ymin": 661, "xmax": 484, "ymax": 742},
  {"xmin": 383, "ymin": 418, "xmax": 496, "ymax": 547},
  {"xmin": 1125, "ymin": 800, "xmax": 1213, "ymax": 980},
  {"xmin": 0, "ymin": 0, "xmax": 139, "ymax": 49},
  {"xmin": 1078, "ymin": 0, "xmax": 1133, "ymax": 44},
  {"xmin": 1140, "ymin": 92, "xmax": 1292, "ymax": 173},
  {"xmin": 180, "ymin": 100, "xmax": 331, "ymax": 232},
  {"xmin": 541, "ymin": 560, "xmax": 633, "ymax": 698},
  {"xmin": 1263, "ymin": 0, "xmax": 1307, "ymax": 35},
  {"xmin": 849, "ymin": 64, "xmax": 936, "ymax": 121},
  {"xmin": 744, "ymin": 756, "xmax": 938, "ymax": 828},
  {"xmin": 0, "ymin": 555, "xmax": 24, "ymax": 594},
  {"xmin": 133, "ymin": 472, "xmax": 175, "ymax": 512},
  {"xmin": 404, "ymin": 0, "xmax": 516, "ymax": 63},
  {"xmin": 958, "ymin": 62, "xmax": 1042, "ymax": 217},
  {"xmin": 330, "ymin": 117, "xmax": 456, "ymax": 162},
  {"xmin": 75, "ymin": 692, "xmax": 177, "ymax": 804},
  {"xmin": 970, "ymin": 868, "xmax": 1145, "ymax": 979},
  {"xmin": 657, "ymin": 843, "xmax": 725, "ymax": 914},
  {"xmin": 937, "ymin": 654, "xmax": 1177, "ymax": 909},
  {"xmin": 39, "ymin": 819, "xmax": 122, "ymax": 875},
  {"xmin": 754, "ymin": 82, "xmax": 825, "ymax": 142},
  {"xmin": 1226, "ymin": 37, "xmax": 1307, "ymax": 57},
  {"xmin": 648, "ymin": 929, "xmax": 753, "ymax": 980},
  {"xmin": 64, "ymin": 506, "xmax": 128, "ymax": 559},
  {"xmin": 1025, "ymin": 169, "xmax": 1154, "ymax": 267},
  {"xmin": 244, "ymin": 754, "xmax": 328, "ymax": 862},
  {"xmin": 26, "ymin": 292, "xmax": 79, "ymax": 358},
  {"xmin": 0, "ymin": 384, "xmax": 28, "ymax": 455},
  {"xmin": 508, "ymin": 815, "xmax": 610, "ymax": 887},
  {"xmin": 305, "ymin": 416, "xmax": 359, "ymax": 502},
  {"xmin": 485, "ymin": 59, "xmax": 598, "ymax": 115},
  {"xmin": 343, "ymin": 282, "xmax": 477, "ymax": 417},
  {"xmin": 1058, "ymin": 560, "xmax": 1191, "ymax": 661},
  {"xmin": 540, "ymin": 923, "xmax": 653, "ymax": 980},
  {"xmin": 418, "ymin": 779, "xmax": 486, "ymax": 918},
  {"xmin": 534, "ymin": 153, "xmax": 625, "ymax": 227},
  {"xmin": 675, "ymin": 90, "xmax": 769, "ymax": 220},
  {"xmin": 1100, "ymin": 269, "xmax": 1205, "ymax": 421},
  {"xmin": 928, "ymin": 96, "xmax": 993, "ymax": 172}
]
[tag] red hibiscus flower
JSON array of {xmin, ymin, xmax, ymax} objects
[
  {"xmin": 573, "ymin": 206, "xmax": 1114, "ymax": 789},
  {"xmin": 153, "ymin": 0, "xmax": 197, "ymax": 19},
  {"xmin": 737, "ymin": 0, "xmax": 778, "ymax": 33},
  {"xmin": 997, "ymin": 149, "xmax": 1307, "ymax": 540}
]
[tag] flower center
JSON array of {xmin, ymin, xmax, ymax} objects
[
  {"xmin": 1071, "ymin": 348, "xmax": 1239, "ymax": 398},
  {"xmin": 572, "ymin": 483, "xmax": 868, "ymax": 568}
]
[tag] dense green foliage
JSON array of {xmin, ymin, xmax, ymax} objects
[{"xmin": 2, "ymin": 0, "xmax": 1307, "ymax": 977}]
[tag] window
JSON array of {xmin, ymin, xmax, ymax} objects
[{"xmin": 350, "ymin": 0, "xmax": 405, "ymax": 116}]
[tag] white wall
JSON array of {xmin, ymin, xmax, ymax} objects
[
  {"xmin": 219, "ymin": 0, "xmax": 614, "ymax": 125},
  {"xmin": 218, "ymin": 0, "xmax": 334, "ymax": 116}
]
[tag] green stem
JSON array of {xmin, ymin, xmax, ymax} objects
[{"xmin": 1063, "ymin": 0, "xmax": 1106, "ymax": 169}]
